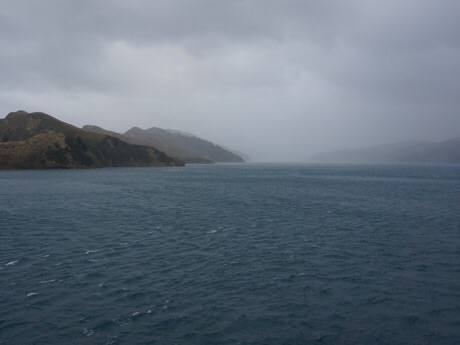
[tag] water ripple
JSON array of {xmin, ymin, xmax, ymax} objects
[{"xmin": 1, "ymin": 164, "xmax": 459, "ymax": 344}]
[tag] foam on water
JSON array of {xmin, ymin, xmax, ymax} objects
[{"xmin": 38, "ymin": 279, "xmax": 56, "ymax": 284}]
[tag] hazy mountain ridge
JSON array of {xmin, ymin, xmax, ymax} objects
[
  {"xmin": 123, "ymin": 127, "xmax": 245, "ymax": 163},
  {"xmin": 310, "ymin": 138, "xmax": 460, "ymax": 164},
  {"xmin": 165, "ymin": 129, "xmax": 196, "ymax": 137},
  {"xmin": 0, "ymin": 111, "xmax": 184, "ymax": 169},
  {"xmin": 82, "ymin": 125, "xmax": 141, "ymax": 145},
  {"xmin": 83, "ymin": 124, "xmax": 246, "ymax": 164},
  {"xmin": 218, "ymin": 144, "xmax": 252, "ymax": 162},
  {"xmin": 122, "ymin": 127, "xmax": 212, "ymax": 164},
  {"xmin": 145, "ymin": 127, "xmax": 245, "ymax": 163}
]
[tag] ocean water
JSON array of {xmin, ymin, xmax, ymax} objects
[{"xmin": 1, "ymin": 163, "xmax": 459, "ymax": 345}]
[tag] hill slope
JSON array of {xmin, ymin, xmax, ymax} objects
[
  {"xmin": 0, "ymin": 111, "xmax": 184, "ymax": 169},
  {"xmin": 82, "ymin": 125, "xmax": 142, "ymax": 145},
  {"xmin": 395, "ymin": 137, "xmax": 460, "ymax": 163},
  {"xmin": 310, "ymin": 138, "xmax": 460, "ymax": 164},
  {"xmin": 83, "ymin": 125, "xmax": 212, "ymax": 164},
  {"xmin": 123, "ymin": 127, "xmax": 245, "ymax": 163}
]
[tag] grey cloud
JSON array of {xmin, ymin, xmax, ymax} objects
[{"xmin": 1, "ymin": 0, "xmax": 459, "ymax": 161}]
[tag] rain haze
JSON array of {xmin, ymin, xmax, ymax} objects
[{"xmin": 1, "ymin": 0, "xmax": 459, "ymax": 162}]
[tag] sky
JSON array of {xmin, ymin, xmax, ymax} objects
[{"xmin": 1, "ymin": 0, "xmax": 459, "ymax": 162}]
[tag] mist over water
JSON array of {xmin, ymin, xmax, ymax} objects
[{"xmin": 1, "ymin": 164, "xmax": 460, "ymax": 344}]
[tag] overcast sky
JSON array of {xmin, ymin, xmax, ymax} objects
[{"xmin": 1, "ymin": 0, "xmax": 459, "ymax": 161}]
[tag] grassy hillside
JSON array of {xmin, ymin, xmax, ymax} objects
[{"xmin": 0, "ymin": 111, "xmax": 184, "ymax": 169}]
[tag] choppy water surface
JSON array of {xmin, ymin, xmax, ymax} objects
[{"xmin": 1, "ymin": 164, "xmax": 459, "ymax": 344}]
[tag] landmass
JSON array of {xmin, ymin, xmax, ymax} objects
[
  {"xmin": 310, "ymin": 138, "xmax": 460, "ymax": 164},
  {"xmin": 0, "ymin": 111, "xmax": 184, "ymax": 169},
  {"xmin": 84, "ymin": 125, "xmax": 246, "ymax": 164}
]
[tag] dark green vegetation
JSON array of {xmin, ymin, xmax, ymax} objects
[
  {"xmin": 0, "ymin": 111, "xmax": 184, "ymax": 169},
  {"xmin": 84, "ymin": 125, "xmax": 245, "ymax": 164},
  {"xmin": 310, "ymin": 139, "xmax": 460, "ymax": 164}
]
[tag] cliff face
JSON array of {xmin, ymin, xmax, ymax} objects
[{"xmin": 0, "ymin": 111, "xmax": 184, "ymax": 169}]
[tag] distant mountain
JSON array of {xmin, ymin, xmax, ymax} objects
[
  {"xmin": 83, "ymin": 125, "xmax": 209, "ymax": 163},
  {"xmin": 218, "ymin": 144, "xmax": 252, "ymax": 162},
  {"xmin": 82, "ymin": 125, "xmax": 142, "ymax": 145},
  {"xmin": 310, "ymin": 138, "xmax": 460, "ymax": 164},
  {"xmin": 0, "ymin": 111, "xmax": 184, "ymax": 169},
  {"xmin": 83, "ymin": 124, "xmax": 246, "ymax": 164},
  {"xmin": 120, "ymin": 127, "xmax": 210, "ymax": 164},
  {"xmin": 395, "ymin": 137, "xmax": 460, "ymax": 163},
  {"xmin": 165, "ymin": 129, "xmax": 196, "ymax": 137},
  {"xmin": 123, "ymin": 127, "xmax": 245, "ymax": 163}
]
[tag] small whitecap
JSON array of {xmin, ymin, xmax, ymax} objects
[
  {"xmin": 147, "ymin": 310, "xmax": 152, "ymax": 314},
  {"xmin": 42, "ymin": 255, "xmax": 50, "ymax": 258},
  {"xmin": 82, "ymin": 328, "xmax": 94, "ymax": 337},
  {"xmin": 85, "ymin": 250, "xmax": 98, "ymax": 255},
  {"xmin": 132, "ymin": 312, "xmax": 140, "ymax": 317},
  {"xmin": 5, "ymin": 260, "xmax": 19, "ymax": 266},
  {"xmin": 162, "ymin": 301, "xmax": 170, "ymax": 310},
  {"xmin": 39, "ymin": 279, "xmax": 56, "ymax": 284},
  {"xmin": 27, "ymin": 292, "xmax": 38, "ymax": 297}
]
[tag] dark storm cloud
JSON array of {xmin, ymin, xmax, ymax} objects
[{"xmin": 1, "ymin": 0, "xmax": 459, "ymax": 161}]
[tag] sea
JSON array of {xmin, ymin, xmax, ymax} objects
[{"xmin": 1, "ymin": 163, "xmax": 459, "ymax": 345}]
